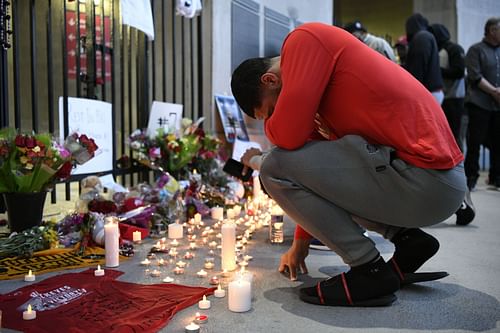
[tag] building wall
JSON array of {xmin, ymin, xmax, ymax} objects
[
  {"xmin": 456, "ymin": 0, "xmax": 500, "ymax": 52},
  {"xmin": 212, "ymin": 0, "xmax": 333, "ymax": 148}
]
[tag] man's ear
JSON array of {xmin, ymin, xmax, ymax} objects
[{"xmin": 260, "ymin": 72, "xmax": 279, "ymax": 87}]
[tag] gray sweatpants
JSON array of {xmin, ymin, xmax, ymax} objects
[{"xmin": 260, "ymin": 135, "xmax": 467, "ymax": 267}]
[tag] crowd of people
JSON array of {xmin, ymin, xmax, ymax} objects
[{"xmin": 230, "ymin": 15, "xmax": 500, "ymax": 307}]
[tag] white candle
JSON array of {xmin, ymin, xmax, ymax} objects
[
  {"xmin": 176, "ymin": 260, "xmax": 187, "ymax": 268},
  {"xmin": 141, "ymin": 258, "xmax": 151, "ymax": 266},
  {"xmin": 132, "ymin": 230, "xmax": 142, "ymax": 243},
  {"xmin": 233, "ymin": 205, "xmax": 242, "ymax": 216},
  {"xmin": 208, "ymin": 241, "xmax": 218, "ymax": 249},
  {"xmin": 104, "ymin": 217, "xmax": 120, "ymax": 268},
  {"xmin": 214, "ymin": 284, "xmax": 226, "ymax": 298},
  {"xmin": 163, "ymin": 276, "xmax": 174, "ymax": 283},
  {"xmin": 226, "ymin": 208, "xmax": 235, "ymax": 219},
  {"xmin": 204, "ymin": 261, "xmax": 214, "ymax": 270},
  {"xmin": 198, "ymin": 295, "xmax": 211, "ymax": 309},
  {"xmin": 196, "ymin": 269, "xmax": 208, "ymax": 278},
  {"xmin": 171, "ymin": 239, "xmax": 180, "ymax": 247},
  {"xmin": 253, "ymin": 176, "xmax": 261, "ymax": 198},
  {"xmin": 194, "ymin": 213, "xmax": 202, "ymax": 224},
  {"xmin": 168, "ymin": 223, "xmax": 183, "ymax": 239},
  {"xmin": 185, "ymin": 322, "xmax": 200, "ymax": 333},
  {"xmin": 150, "ymin": 269, "xmax": 161, "ymax": 277},
  {"xmin": 23, "ymin": 304, "xmax": 36, "ymax": 320},
  {"xmin": 228, "ymin": 279, "xmax": 251, "ymax": 312},
  {"xmin": 184, "ymin": 251, "xmax": 194, "ymax": 260},
  {"xmin": 24, "ymin": 270, "xmax": 35, "ymax": 282},
  {"xmin": 211, "ymin": 206, "xmax": 224, "ymax": 220},
  {"xmin": 94, "ymin": 265, "xmax": 105, "ymax": 276},
  {"xmin": 221, "ymin": 221, "xmax": 236, "ymax": 271},
  {"xmin": 174, "ymin": 267, "xmax": 185, "ymax": 275}
]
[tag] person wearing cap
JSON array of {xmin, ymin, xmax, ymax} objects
[
  {"xmin": 231, "ymin": 22, "xmax": 466, "ymax": 307},
  {"xmin": 344, "ymin": 21, "xmax": 396, "ymax": 62}
]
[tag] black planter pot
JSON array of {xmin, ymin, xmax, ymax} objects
[{"xmin": 2, "ymin": 192, "xmax": 47, "ymax": 232}]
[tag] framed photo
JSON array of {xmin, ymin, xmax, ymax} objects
[{"xmin": 214, "ymin": 94, "xmax": 250, "ymax": 143}]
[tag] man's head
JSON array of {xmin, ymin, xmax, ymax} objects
[
  {"xmin": 484, "ymin": 17, "xmax": 500, "ymax": 45},
  {"xmin": 344, "ymin": 21, "xmax": 367, "ymax": 40},
  {"xmin": 231, "ymin": 57, "xmax": 281, "ymax": 120}
]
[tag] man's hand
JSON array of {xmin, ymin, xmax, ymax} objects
[
  {"xmin": 278, "ymin": 238, "xmax": 310, "ymax": 281},
  {"xmin": 491, "ymin": 87, "xmax": 500, "ymax": 105},
  {"xmin": 241, "ymin": 148, "xmax": 262, "ymax": 175}
]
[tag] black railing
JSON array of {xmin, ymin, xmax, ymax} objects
[{"xmin": 0, "ymin": 0, "xmax": 211, "ymax": 202}]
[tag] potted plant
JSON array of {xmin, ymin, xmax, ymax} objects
[{"xmin": 0, "ymin": 128, "xmax": 98, "ymax": 232}]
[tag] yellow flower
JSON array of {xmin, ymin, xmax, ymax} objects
[
  {"xmin": 25, "ymin": 163, "xmax": 34, "ymax": 170},
  {"xmin": 32, "ymin": 146, "xmax": 41, "ymax": 153},
  {"xmin": 167, "ymin": 134, "xmax": 176, "ymax": 142},
  {"xmin": 20, "ymin": 156, "xmax": 29, "ymax": 164}
]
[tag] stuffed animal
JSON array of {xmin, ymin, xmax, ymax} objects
[{"xmin": 75, "ymin": 176, "xmax": 103, "ymax": 213}]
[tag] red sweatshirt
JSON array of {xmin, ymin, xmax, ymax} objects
[{"xmin": 263, "ymin": 23, "xmax": 463, "ymax": 240}]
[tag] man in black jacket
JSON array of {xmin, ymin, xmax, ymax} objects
[
  {"xmin": 405, "ymin": 13, "xmax": 444, "ymax": 104},
  {"xmin": 429, "ymin": 23, "xmax": 466, "ymax": 151}
]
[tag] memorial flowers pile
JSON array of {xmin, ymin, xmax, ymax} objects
[
  {"xmin": 128, "ymin": 118, "xmax": 222, "ymax": 178},
  {"xmin": 0, "ymin": 128, "xmax": 98, "ymax": 193}
]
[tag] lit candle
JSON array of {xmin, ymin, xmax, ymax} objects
[
  {"xmin": 157, "ymin": 258, "xmax": 166, "ymax": 266},
  {"xmin": 194, "ymin": 312, "xmax": 208, "ymax": 324},
  {"xmin": 196, "ymin": 269, "xmax": 208, "ymax": 278},
  {"xmin": 185, "ymin": 322, "xmax": 200, "ymax": 333},
  {"xmin": 208, "ymin": 241, "xmax": 218, "ymax": 249},
  {"xmin": 238, "ymin": 261, "xmax": 249, "ymax": 268},
  {"xmin": 132, "ymin": 230, "xmax": 142, "ymax": 243},
  {"xmin": 253, "ymin": 176, "xmax": 261, "ymax": 198},
  {"xmin": 214, "ymin": 283, "xmax": 226, "ymax": 298},
  {"xmin": 174, "ymin": 267, "xmax": 185, "ymax": 275},
  {"xmin": 189, "ymin": 242, "xmax": 197, "ymax": 250},
  {"xmin": 22, "ymin": 304, "xmax": 36, "ymax": 320},
  {"xmin": 221, "ymin": 221, "xmax": 236, "ymax": 271},
  {"xmin": 198, "ymin": 295, "xmax": 211, "ymax": 309},
  {"xmin": 184, "ymin": 251, "xmax": 195, "ymax": 260},
  {"xmin": 94, "ymin": 265, "xmax": 105, "ymax": 276},
  {"xmin": 204, "ymin": 258, "xmax": 215, "ymax": 270},
  {"xmin": 24, "ymin": 270, "xmax": 36, "ymax": 282},
  {"xmin": 209, "ymin": 275, "xmax": 220, "ymax": 285},
  {"xmin": 104, "ymin": 217, "xmax": 120, "ymax": 268},
  {"xmin": 150, "ymin": 269, "xmax": 161, "ymax": 277},
  {"xmin": 211, "ymin": 206, "xmax": 224, "ymax": 220},
  {"xmin": 163, "ymin": 276, "xmax": 174, "ymax": 283},
  {"xmin": 228, "ymin": 279, "xmax": 251, "ymax": 312},
  {"xmin": 233, "ymin": 205, "xmax": 242, "ymax": 216},
  {"xmin": 221, "ymin": 269, "xmax": 230, "ymax": 277},
  {"xmin": 243, "ymin": 255, "xmax": 253, "ymax": 261},
  {"xmin": 176, "ymin": 260, "xmax": 187, "ymax": 268},
  {"xmin": 236, "ymin": 266, "xmax": 254, "ymax": 283},
  {"xmin": 226, "ymin": 208, "xmax": 235, "ymax": 219},
  {"xmin": 168, "ymin": 222, "xmax": 183, "ymax": 239},
  {"xmin": 194, "ymin": 213, "xmax": 202, "ymax": 224},
  {"xmin": 171, "ymin": 239, "xmax": 180, "ymax": 247},
  {"xmin": 141, "ymin": 258, "xmax": 151, "ymax": 266},
  {"xmin": 169, "ymin": 248, "xmax": 178, "ymax": 257}
]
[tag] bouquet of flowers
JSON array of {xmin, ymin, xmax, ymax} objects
[
  {"xmin": 0, "ymin": 128, "xmax": 98, "ymax": 193},
  {"xmin": 128, "ymin": 117, "xmax": 222, "ymax": 178},
  {"xmin": 0, "ymin": 224, "xmax": 59, "ymax": 258}
]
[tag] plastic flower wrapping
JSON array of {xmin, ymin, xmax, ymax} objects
[
  {"xmin": 0, "ymin": 128, "xmax": 98, "ymax": 193},
  {"xmin": 127, "ymin": 117, "xmax": 223, "ymax": 179}
]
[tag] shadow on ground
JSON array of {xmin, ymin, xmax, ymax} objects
[{"xmin": 263, "ymin": 266, "xmax": 500, "ymax": 332}]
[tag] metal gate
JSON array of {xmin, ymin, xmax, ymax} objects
[{"xmin": 0, "ymin": 0, "xmax": 212, "ymax": 202}]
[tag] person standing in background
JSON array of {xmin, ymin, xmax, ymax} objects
[
  {"xmin": 404, "ymin": 13, "xmax": 444, "ymax": 104},
  {"xmin": 429, "ymin": 23, "xmax": 466, "ymax": 151},
  {"xmin": 464, "ymin": 17, "xmax": 500, "ymax": 191},
  {"xmin": 344, "ymin": 21, "xmax": 397, "ymax": 62}
]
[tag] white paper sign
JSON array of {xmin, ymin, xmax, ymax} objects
[
  {"xmin": 99, "ymin": 174, "xmax": 128, "ymax": 193},
  {"xmin": 232, "ymin": 139, "xmax": 262, "ymax": 161},
  {"xmin": 120, "ymin": 0, "xmax": 155, "ymax": 40},
  {"xmin": 147, "ymin": 101, "xmax": 183, "ymax": 137},
  {"xmin": 59, "ymin": 97, "xmax": 113, "ymax": 175}
]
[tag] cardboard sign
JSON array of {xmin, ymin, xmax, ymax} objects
[
  {"xmin": 147, "ymin": 101, "xmax": 183, "ymax": 137},
  {"xmin": 59, "ymin": 97, "xmax": 113, "ymax": 175}
]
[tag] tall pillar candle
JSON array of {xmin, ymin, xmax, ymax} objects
[
  {"xmin": 221, "ymin": 221, "xmax": 236, "ymax": 271},
  {"xmin": 104, "ymin": 216, "xmax": 120, "ymax": 267},
  {"xmin": 168, "ymin": 222, "xmax": 183, "ymax": 239},
  {"xmin": 228, "ymin": 279, "xmax": 251, "ymax": 312}
]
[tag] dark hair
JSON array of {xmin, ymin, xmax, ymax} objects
[
  {"xmin": 485, "ymin": 17, "xmax": 500, "ymax": 36},
  {"xmin": 344, "ymin": 21, "xmax": 366, "ymax": 34},
  {"xmin": 231, "ymin": 57, "xmax": 273, "ymax": 119}
]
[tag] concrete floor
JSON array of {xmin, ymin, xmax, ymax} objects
[{"xmin": 1, "ymin": 173, "xmax": 499, "ymax": 333}]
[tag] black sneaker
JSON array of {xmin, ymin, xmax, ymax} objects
[
  {"xmin": 456, "ymin": 190, "xmax": 475, "ymax": 226},
  {"xmin": 309, "ymin": 239, "xmax": 331, "ymax": 251},
  {"xmin": 299, "ymin": 257, "xmax": 399, "ymax": 306}
]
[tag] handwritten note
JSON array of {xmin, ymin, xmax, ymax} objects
[{"xmin": 147, "ymin": 101, "xmax": 183, "ymax": 137}]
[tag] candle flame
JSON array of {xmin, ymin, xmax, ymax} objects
[
  {"xmin": 28, "ymin": 270, "xmax": 32, "ymax": 276},
  {"xmin": 203, "ymin": 295, "xmax": 207, "ymax": 301},
  {"xmin": 217, "ymin": 283, "xmax": 222, "ymax": 290},
  {"xmin": 27, "ymin": 304, "xmax": 32, "ymax": 312},
  {"xmin": 196, "ymin": 312, "xmax": 200, "ymax": 316},
  {"xmin": 97, "ymin": 265, "xmax": 101, "ymax": 270}
]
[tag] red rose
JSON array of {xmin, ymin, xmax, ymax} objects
[
  {"xmin": 15, "ymin": 135, "xmax": 25, "ymax": 147},
  {"xmin": 56, "ymin": 161, "xmax": 73, "ymax": 180},
  {"xmin": 25, "ymin": 136, "xmax": 36, "ymax": 149}
]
